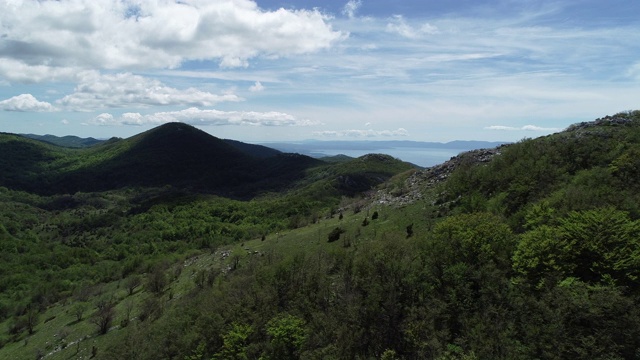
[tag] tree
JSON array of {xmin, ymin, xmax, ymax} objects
[
  {"xmin": 25, "ymin": 303, "xmax": 39, "ymax": 335},
  {"xmin": 146, "ymin": 266, "xmax": 167, "ymax": 294},
  {"xmin": 406, "ymin": 223, "xmax": 414, "ymax": 238},
  {"xmin": 265, "ymin": 314, "xmax": 306, "ymax": 360},
  {"xmin": 431, "ymin": 212, "xmax": 515, "ymax": 268},
  {"xmin": 121, "ymin": 298, "xmax": 135, "ymax": 327},
  {"xmin": 328, "ymin": 227, "xmax": 345, "ymax": 243},
  {"xmin": 72, "ymin": 302, "xmax": 88, "ymax": 322},
  {"xmin": 91, "ymin": 299, "xmax": 115, "ymax": 335},
  {"xmin": 514, "ymin": 207, "xmax": 640, "ymax": 287},
  {"xmin": 610, "ymin": 146, "xmax": 640, "ymax": 183},
  {"xmin": 125, "ymin": 275, "xmax": 142, "ymax": 296},
  {"xmin": 213, "ymin": 323, "xmax": 253, "ymax": 360}
]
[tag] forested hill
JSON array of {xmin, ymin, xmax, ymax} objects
[
  {"xmin": 2, "ymin": 112, "xmax": 640, "ymax": 360},
  {"xmin": 22, "ymin": 134, "xmax": 104, "ymax": 148},
  {"xmin": 2, "ymin": 123, "xmax": 373, "ymax": 197}
]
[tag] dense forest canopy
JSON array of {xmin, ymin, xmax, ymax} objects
[{"xmin": 1, "ymin": 112, "xmax": 640, "ymax": 359}]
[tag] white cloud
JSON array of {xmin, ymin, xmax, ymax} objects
[
  {"xmin": 313, "ymin": 128, "xmax": 409, "ymax": 137},
  {"xmin": 521, "ymin": 125, "xmax": 562, "ymax": 132},
  {"xmin": 386, "ymin": 15, "xmax": 438, "ymax": 39},
  {"xmin": 628, "ymin": 62, "xmax": 640, "ymax": 80},
  {"xmin": 86, "ymin": 107, "xmax": 319, "ymax": 127},
  {"xmin": 0, "ymin": 59, "xmax": 91, "ymax": 84},
  {"xmin": 249, "ymin": 81, "xmax": 265, "ymax": 92},
  {"xmin": 342, "ymin": 0, "xmax": 362, "ymax": 19},
  {"xmin": 0, "ymin": 0, "xmax": 345, "ymax": 82},
  {"xmin": 0, "ymin": 94, "xmax": 56, "ymax": 112},
  {"xmin": 57, "ymin": 73, "xmax": 241, "ymax": 111},
  {"xmin": 87, "ymin": 113, "xmax": 118, "ymax": 126},
  {"xmin": 485, "ymin": 125, "xmax": 561, "ymax": 132}
]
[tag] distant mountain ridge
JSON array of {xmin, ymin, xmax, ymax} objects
[
  {"xmin": 20, "ymin": 132, "xmax": 507, "ymax": 158},
  {"xmin": 260, "ymin": 139, "xmax": 508, "ymax": 158},
  {"xmin": 1, "ymin": 123, "xmax": 414, "ymax": 198},
  {"xmin": 22, "ymin": 133, "xmax": 104, "ymax": 148}
]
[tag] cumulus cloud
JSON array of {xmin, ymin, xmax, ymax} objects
[
  {"xmin": 85, "ymin": 107, "xmax": 319, "ymax": 127},
  {"xmin": 88, "ymin": 113, "xmax": 118, "ymax": 126},
  {"xmin": 485, "ymin": 125, "xmax": 561, "ymax": 132},
  {"xmin": 0, "ymin": 0, "xmax": 345, "ymax": 82},
  {"xmin": 57, "ymin": 73, "xmax": 241, "ymax": 111},
  {"xmin": 0, "ymin": 59, "xmax": 91, "ymax": 84},
  {"xmin": 342, "ymin": 0, "xmax": 362, "ymax": 19},
  {"xmin": 386, "ymin": 15, "xmax": 438, "ymax": 39},
  {"xmin": 0, "ymin": 94, "xmax": 56, "ymax": 112},
  {"xmin": 249, "ymin": 81, "xmax": 265, "ymax": 92},
  {"xmin": 313, "ymin": 128, "xmax": 409, "ymax": 137}
]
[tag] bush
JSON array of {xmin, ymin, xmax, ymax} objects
[{"xmin": 327, "ymin": 227, "xmax": 345, "ymax": 243}]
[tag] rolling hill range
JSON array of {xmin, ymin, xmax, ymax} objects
[
  {"xmin": 21, "ymin": 134, "xmax": 104, "ymax": 148},
  {"xmin": 0, "ymin": 122, "xmax": 413, "ymax": 198},
  {"xmin": 1, "ymin": 111, "xmax": 640, "ymax": 360}
]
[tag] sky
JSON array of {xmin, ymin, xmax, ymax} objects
[{"xmin": 1, "ymin": 0, "xmax": 639, "ymax": 143}]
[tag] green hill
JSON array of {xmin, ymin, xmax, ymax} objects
[
  {"xmin": 52, "ymin": 122, "xmax": 258, "ymax": 194},
  {"xmin": 22, "ymin": 134, "xmax": 104, "ymax": 148},
  {"xmin": 2, "ymin": 123, "xmax": 346, "ymax": 197},
  {"xmin": 223, "ymin": 139, "xmax": 282, "ymax": 159}
]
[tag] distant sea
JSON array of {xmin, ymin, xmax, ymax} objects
[
  {"xmin": 261, "ymin": 140, "xmax": 507, "ymax": 168},
  {"xmin": 311, "ymin": 147, "xmax": 468, "ymax": 168}
]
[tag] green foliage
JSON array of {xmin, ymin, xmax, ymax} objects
[
  {"xmin": 514, "ymin": 207, "xmax": 640, "ymax": 288},
  {"xmin": 212, "ymin": 323, "xmax": 253, "ymax": 360},
  {"xmin": 264, "ymin": 314, "xmax": 306, "ymax": 360},
  {"xmin": 443, "ymin": 113, "xmax": 640, "ymax": 227}
]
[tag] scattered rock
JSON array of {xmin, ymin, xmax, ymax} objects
[{"xmin": 371, "ymin": 147, "xmax": 503, "ymax": 207}]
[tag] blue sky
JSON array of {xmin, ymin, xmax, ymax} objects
[{"xmin": 1, "ymin": 0, "xmax": 639, "ymax": 142}]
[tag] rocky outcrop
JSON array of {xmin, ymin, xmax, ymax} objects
[
  {"xmin": 372, "ymin": 147, "xmax": 504, "ymax": 207},
  {"xmin": 371, "ymin": 111, "xmax": 640, "ymax": 209},
  {"xmin": 566, "ymin": 114, "xmax": 637, "ymax": 132}
]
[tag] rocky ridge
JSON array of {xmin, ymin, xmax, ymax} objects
[
  {"xmin": 371, "ymin": 111, "xmax": 640, "ymax": 208},
  {"xmin": 373, "ymin": 146, "xmax": 504, "ymax": 207}
]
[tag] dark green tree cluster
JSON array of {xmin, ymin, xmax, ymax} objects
[{"xmin": 95, "ymin": 210, "xmax": 640, "ymax": 359}]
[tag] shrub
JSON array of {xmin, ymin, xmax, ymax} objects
[{"xmin": 327, "ymin": 227, "xmax": 345, "ymax": 243}]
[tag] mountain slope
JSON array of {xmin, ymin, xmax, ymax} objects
[
  {"xmin": 48, "ymin": 123, "xmax": 312, "ymax": 196},
  {"xmin": 0, "ymin": 133, "xmax": 70, "ymax": 191},
  {"xmin": 223, "ymin": 139, "xmax": 282, "ymax": 159},
  {"xmin": 22, "ymin": 134, "xmax": 104, "ymax": 148},
  {"xmin": 373, "ymin": 110, "xmax": 640, "ymax": 227},
  {"xmin": 61, "ymin": 122, "xmax": 252, "ymax": 189}
]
